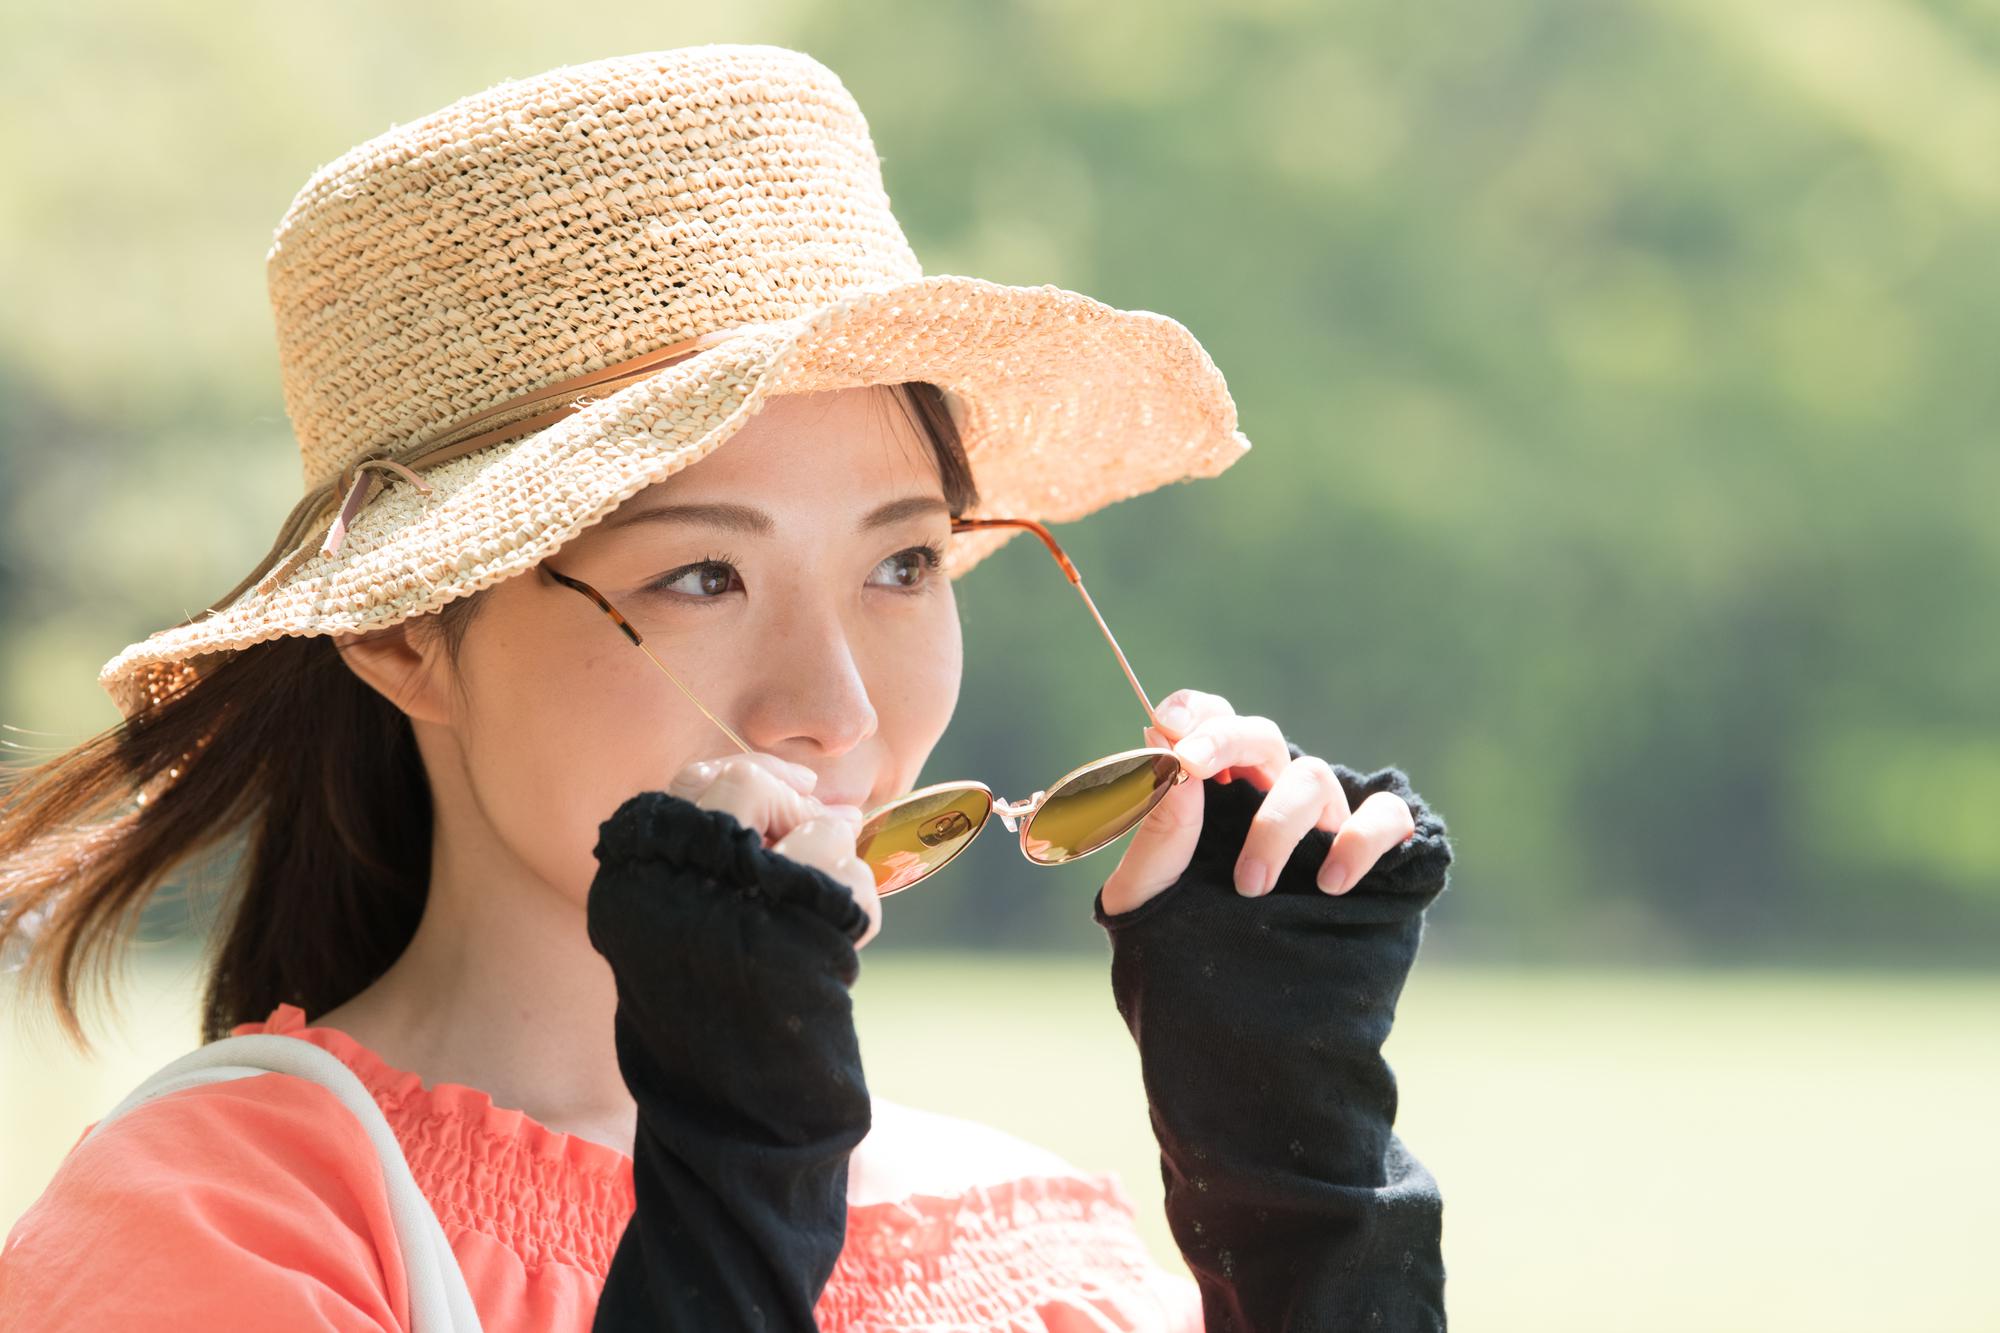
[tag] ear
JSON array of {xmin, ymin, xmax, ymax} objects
[{"xmin": 332, "ymin": 621, "xmax": 454, "ymax": 726}]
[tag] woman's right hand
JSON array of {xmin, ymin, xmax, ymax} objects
[
  {"xmin": 664, "ymin": 753, "xmax": 882, "ymax": 948},
  {"xmin": 588, "ymin": 761, "xmax": 879, "ymax": 1331}
]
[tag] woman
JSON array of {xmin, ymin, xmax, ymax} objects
[{"xmin": 0, "ymin": 44, "xmax": 1453, "ymax": 1332}]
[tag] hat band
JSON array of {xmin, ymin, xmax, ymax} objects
[{"xmin": 192, "ymin": 324, "xmax": 776, "ymax": 627}]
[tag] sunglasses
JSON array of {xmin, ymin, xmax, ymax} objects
[{"xmin": 543, "ymin": 516, "xmax": 1193, "ymax": 897}]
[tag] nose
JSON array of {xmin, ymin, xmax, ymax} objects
[{"xmin": 734, "ymin": 607, "xmax": 880, "ymax": 762}]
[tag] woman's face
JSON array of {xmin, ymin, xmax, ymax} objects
[{"xmin": 350, "ymin": 385, "xmax": 965, "ymax": 906}]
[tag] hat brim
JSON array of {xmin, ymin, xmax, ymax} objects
[{"xmin": 98, "ymin": 273, "xmax": 1250, "ymax": 721}]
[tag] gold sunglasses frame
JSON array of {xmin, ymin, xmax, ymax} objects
[{"xmin": 541, "ymin": 515, "xmax": 1192, "ymax": 893}]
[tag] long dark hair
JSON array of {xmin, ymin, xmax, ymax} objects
[{"xmin": 0, "ymin": 382, "xmax": 978, "ymax": 1055}]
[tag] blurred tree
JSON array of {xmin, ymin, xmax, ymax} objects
[{"xmin": 2, "ymin": 0, "xmax": 1994, "ymax": 964}]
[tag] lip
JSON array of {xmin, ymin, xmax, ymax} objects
[{"xmin": 814, "ymin": 789, "xmax": 872, "ymax": 811}]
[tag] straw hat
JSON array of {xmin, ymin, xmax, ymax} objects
[{"xmin": 95, "ymin": 44, "xmax": 1250, "ymax": 723}]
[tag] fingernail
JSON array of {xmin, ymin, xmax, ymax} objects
[
  {"xmin": 1318, "ymin": 865, "xmax": 1351, "ymax": 895},
  {"xmin": 1236, "ymin": 857, "xmax": 1269, "ymax": 897},
  {"xmin": 1158, "ymin": 704, "xmax": 1190, "ymax": 732},
  {"xmin": 787, "ymin": 762, "xmax": 818, "ymax": 788},
  {"xmin": 1177, "ymin": 736, "xmax": 1214, "ymax": 768}
]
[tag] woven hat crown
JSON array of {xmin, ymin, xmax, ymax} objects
[
  {"xmin": 270, "ymin": 45, "xmax": 922, "ymax": 495},
  {"xmin": 98, "ymin": 41, "xmax": 1252, "ymax": 724}
]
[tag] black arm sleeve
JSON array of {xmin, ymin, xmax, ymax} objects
[
  {"xmin": 585, "ymin": 790, "xmax": 873, "ymax": 1333},
  {"xmin": 1092, "ymin": 741, "xmax": 1454, "ymax": 1332}
]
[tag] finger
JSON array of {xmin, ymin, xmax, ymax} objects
[
  {"xmin": 1317, "ymin": 790, "xmax": 1419, "ymax": 894},
  {"xmin": 665, "ymin": 750, "xmax": 816, "ymax": 806},
  {"xmin": 1170, "ymin": 713, "xmax": 1291, "ymax": 790},
  {"xmin": 1148, "ymin": 688, "xmax": 1236, "ymax": 743},
  {"xmin": 664, "ymin": 751, "xmax": 733, "ymax": 801},
  {"xmin": 1099, "ymin": 724, "xmax": 1212, "ymax": 916},
  {"xmin": 731, "ymin": 751, "xmax": 820, "ymax": 794},
  {"xmin": 1312, "ymin": 784, "xmax": 1352, "ymax": 835},
  {"xmin": 774, "ymin": 814, "xmax": 883, "ymax": 947},
  {"xmin": 1233, "ymin": 753, "xmax": 1347, "ymax": 897},
  {"xmin": 698, "ymin": 759, "xmax": 818, "ymax": 843},
  {"xmin": 1281, "ymin": 748, "xmax": 1355, "ymax": 835}
]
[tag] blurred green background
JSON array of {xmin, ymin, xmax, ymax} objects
[{"xmin": 4, "ymin": 1, "xmax": 1996, "ymax": 1328}]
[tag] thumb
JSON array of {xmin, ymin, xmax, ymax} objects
[{"xmin": 1098, "ymin": 725, "xmax": 1208, "ymax": 916}]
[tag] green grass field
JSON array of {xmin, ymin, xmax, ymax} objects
[{"xmin": 6, "ymin": 949, "xmax": 1996, "ymax": 1330}]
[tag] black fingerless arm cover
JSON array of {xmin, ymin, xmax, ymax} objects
[
  {"xmin": 1093, "ymin": 742, "xmax": 1455, "ymax": 1332},
  {"xmin": 585, "ymin": 790, "xmax": 872, "ymax": 1333},
  {"xmin": 582, "ymin": 749, "xmax": 1454, "ymax": 1331}
]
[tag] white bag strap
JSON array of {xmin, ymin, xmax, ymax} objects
[{"xmin": 82, "ymin": 1032, "xmax": 484, "ymax": 1333}]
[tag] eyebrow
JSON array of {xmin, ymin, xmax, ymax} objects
[{"xmin": 600, "ymin": 494, "xmax": 951, "ymax": 535}]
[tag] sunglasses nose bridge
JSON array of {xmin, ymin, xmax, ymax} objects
[{"xmin": 989, "ymin": 790, "xmax": 1046, "ymax": 833}]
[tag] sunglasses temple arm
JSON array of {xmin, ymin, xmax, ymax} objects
[
  {"xmin": 543, "ymin": 563, "xmax": 757, "ymax": 757},
  {"xmin": 1066, "ymin": 578, "xmax": 1168, "ymax": 733},
  {"xmin": 954, "ymin": 518, "xmax": 1166, "ymax": 735},
  {"xmin": 555, "ymin": 534, "xmax": 1165, "ymax": 767},
  {"xmin": 635, "ymin": 641, "xmax": 757, "ymax": 755}
]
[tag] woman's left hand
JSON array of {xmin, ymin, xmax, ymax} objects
[{"xmin": 1099, "ymin": 688, "xmax": 1419, "ymax": 916}]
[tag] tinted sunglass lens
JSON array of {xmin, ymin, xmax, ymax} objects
[
  {"xmin": 1021, "ymin": 752, "xmax": 1181, "ymax": 864},
  {"xmin": 853, "ymin": 786, "xmax": 992, "ymax": 895}
]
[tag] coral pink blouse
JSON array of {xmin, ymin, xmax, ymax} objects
[{"xmin": 0, "ymin": 1003, "xmax": 1201, "ymax": 1331}]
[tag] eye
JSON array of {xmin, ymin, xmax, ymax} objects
[
  {"xmin": 645, "ymin": 555, "xmax": 745, "ymax": 602},
  {"xmin": 643, "ymin": 542, "xmax": 944, "ymax": 604},
  {"xmin": 869, "ymin": 541, "xmax": 945, "ymax": 592}
]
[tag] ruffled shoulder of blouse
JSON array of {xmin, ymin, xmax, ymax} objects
[
  {"xmin": 226, "ymin": 1003, "xmax": 1202, "ymax": 1330},
  {"xmin": 231, "ymin": 1003, "xmax": 636, "ymax": 1276},
  {"xmin": 234, "ymin": 1002, "xmax": 634, "ymax": 1180},
  {"xmin": 830, "ymin": 1166, "xmax": 1202, "ymax": 1332}
]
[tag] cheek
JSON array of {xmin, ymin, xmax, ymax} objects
[
  {"xmin": 455, "ymin": 632, "xmax": 695, "ymax": 905},
  {"xmin": 878, "ymin": 598, "xmax": 964, "ymax": 771},
  {"xmin": 926, "ymin": 614, "xmax": 965, "ymax": 730}
]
